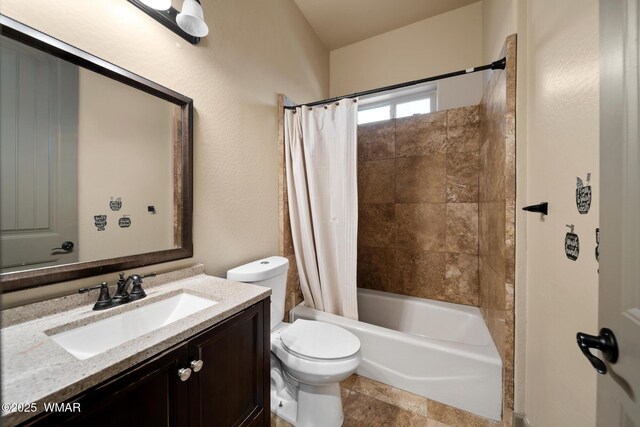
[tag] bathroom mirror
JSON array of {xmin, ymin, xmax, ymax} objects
[{"xmin": 0, "ymin": 16, "xmax": 193, "ymax": 292}]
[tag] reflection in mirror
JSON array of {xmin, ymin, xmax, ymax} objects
[
  {"xmin": 1, "ymin": 35, "xmax": 179, "ymax": 273},
  {"xmin": 0, "ymin": 15, "xmax": 193, "ymax": 292}
]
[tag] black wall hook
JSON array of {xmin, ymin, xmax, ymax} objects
[{"xmin": 522, "ymin": 202, "xmax": 548, "ymax": 215}]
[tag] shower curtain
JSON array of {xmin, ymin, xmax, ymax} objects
[{"xmin": 284, "ymin": 99, "xmax": 359, "ymax": 320}]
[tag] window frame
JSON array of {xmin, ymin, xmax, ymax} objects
[{"xmin": 357, "ymin": 88, "xmax": 437, "ymax": 125}]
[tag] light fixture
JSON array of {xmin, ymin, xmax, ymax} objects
[
  {"xmin": 138, "ymin": 0, "xmax": 171, "ymax": 10},
  {"xmin": 128, "ymin": 0, "xmax": 209, "ymax": 45},
  {"xmin": 177, "ymin": 0, "xmax": 209, "ymax": 37}
]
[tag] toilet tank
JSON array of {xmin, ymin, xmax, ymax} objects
[{"xmin": 227, "ymin": 256, "xmax": 289, "ymax": 330}]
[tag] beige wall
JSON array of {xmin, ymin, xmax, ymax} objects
[
  {"xmin": 524, "ymin": 0, "xmax": 600, "ymax": 425},
  {"xmin": 77, "ymin": 69, "xmax": 173, "ymax": 262},
  {"xmin": 483, "ymin": 0, "xmax": 601, "ymax": 425},
  {"xmin": 482, "ymin": 0, "xmax": 518, "ymax": 63},
  {"xmin": 437, "ymin": 73, "xmax": 485, "ymax": 111},
  {"xmin": 1, "ymin": 0, "xmax": 328, "ymax": 307},
  {"xmin": 329, "ymin": 2, "xmax": 483, "ymax": 98}
]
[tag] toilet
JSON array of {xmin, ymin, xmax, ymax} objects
[{"xmin": 227, "ymin": 256, "xmax": 361, "ymax": 427}]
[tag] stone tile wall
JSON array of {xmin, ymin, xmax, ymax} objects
[
  {"xmin": 478, "ymin": 35, "xmax": 517, "ymax": 426},
  {"xmin": 357, "ymin": 106, "xmax": 481, "ymax": 306},
  {"xmin": 278, "ymin": 95, "xmax": 303, "ymax": 322}
]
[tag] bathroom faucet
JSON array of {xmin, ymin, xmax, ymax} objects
[
  {"xmin": 112, "ymin": 272, "xmax": 156, "ymax": 305},
  {"xmin": 111, "ymin": 272, "xmax": 131, "ymax": 306},
  {"xmin": 79, "ymin": 272, "xmax": 156, "ymax": 310},
  {"xmin": 78, "ymin": 282, "xmax": 113, "ymax": 310}
]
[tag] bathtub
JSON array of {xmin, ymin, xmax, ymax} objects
[{"xmin": 291, "ymin": 288, "xmax": 502, "ymax": 421}]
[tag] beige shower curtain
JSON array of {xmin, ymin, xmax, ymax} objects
[{"xmin": 284, "ymin": 99, "xmax": 359, "ymax": 320}]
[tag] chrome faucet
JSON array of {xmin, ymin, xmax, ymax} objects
[{"xmin": 79, "ymin": 272, "xmax": 156, "ymax": 310}]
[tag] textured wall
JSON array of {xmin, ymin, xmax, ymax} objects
[
  {"xmin": 523, "ymin": 0, "xmax": 600, "ymax": 425},
  {"xmin": 1, "ymin": 0, "xmax": 329, "ymax": 307},
  {"xmin": 481, "ymin": 0, "xmax": 518, "ymax": 63},
  {"xmin": 329, "ymin": 2, "xmax": 483, "ymax": 97},
  {"xmin": 478, "ymin": 35, "xmax": 516, "ymax": 426},
  {"xmin": 356, "ymin": 106, "xmax": 481, "ymax": 306}
]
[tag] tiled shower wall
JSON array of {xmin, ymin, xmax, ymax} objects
[
  {"xmin": 478, "ymin": 35, "xmax": 516, "ymax": 426},
  {"xmin": 356, "ymin": 106, "xmax": 481, "ymax": 306},
  {"xmin": 278, "ymin": 96, "xmax": 303, "ymax": 321}
]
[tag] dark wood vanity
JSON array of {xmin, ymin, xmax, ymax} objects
[{"xmin": 22, "ymin": 299, "xmax": 270, "ymax": 427}]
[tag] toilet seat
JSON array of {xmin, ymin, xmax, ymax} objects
[
  {"xmin": 280, "ymin": 319, "xmax": 360, "ymax": 361},
  {"xmin": 270, "ymin": 320, "xmax": 361, "ymax": 386}
]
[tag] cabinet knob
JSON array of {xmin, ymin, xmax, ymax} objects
[
  {"xmin": 178, "ymin": 367, "xmax": 192, "ymax": 381},
  {"xmin": 190, "ymin": 359, "xmax": 204, "ymax": 372}
]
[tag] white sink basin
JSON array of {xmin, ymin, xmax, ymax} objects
[{"xmin": 49, "ymin": 293, "xmax": 217, "ymax": 360}]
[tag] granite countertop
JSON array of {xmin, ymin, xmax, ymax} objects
[{"xmin": 1, "ymin": 265, "xmax": 270, "ymax": 426}]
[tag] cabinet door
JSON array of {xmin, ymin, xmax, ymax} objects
[
  {"xmin": 27, "ymin": 344, "xmax": 189, "ymax": 427},
  {"xmin": 187, "ymin": 301, "xmax": 269, "ymax": 427}
]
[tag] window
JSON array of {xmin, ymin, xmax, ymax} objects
[
  {"xmin": 396, "ymin": 99, "xmax": 431, "ymax": 118},
  {"xmin": 357, "ymin": 105, "xmax": 391, "ymax": 124},
  {"xmin": 357, "ymin": 84, "xmax": 437, "ymax": 125}
]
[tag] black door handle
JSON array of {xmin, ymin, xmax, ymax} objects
[
  {"xmin": 576, "ymin": 328, "xmax": 618, "ymax": 374},
  {"xmin": 52, "ymin": 241, "xmax": 75, "ymax": 252}
]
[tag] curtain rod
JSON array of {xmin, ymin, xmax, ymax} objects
[{"xmin": 284, "ymin": 57, "xmax": 506, "ymax": 110}]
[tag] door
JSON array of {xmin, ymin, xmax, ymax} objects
[
  {"xmin": 27, "ymin": 344, "xmax": 190, "ymax": 427},
  {"xmin": 188, "ymin": 301, "xmax": 268, "ymax": 427},
  {"xmin": 0, "ymin": 36, "xmax": 78, "ymax": 272},
  {"xmin": 596, "ymin": 0, "xmax": 640, "ymax": 424}
]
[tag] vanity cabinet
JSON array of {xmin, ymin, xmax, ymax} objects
[
  {"xmin": 187, "ymin": 300, "xmax": 268, "ymax": 427},
  {"xmin": 24, "ymin": 299, "xmax": 269, "ymax": 427}
]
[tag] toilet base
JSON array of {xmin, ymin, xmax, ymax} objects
[
  {"xmin": 271, "ymin": 355, "xmax": 298, "ymax": 424},
  {"xmin": 271, "ymin": 383, "xmax": 344, "ymax": 427},
  {"xmin": 270, "ymin": 355, "xmax": 345, "ymax": 426},
  {"xmin": 270, "ymin": 388, "xmax": 297, "ymax": 425},
  {"xmin": 296, "ymin": 382, "xmax": 343, "ymax": 427}
]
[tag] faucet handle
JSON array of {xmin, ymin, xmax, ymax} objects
[
  {"xmin": 78, "ymin": 281, "xmax": 108, "ymax": 294},
  {"xmin": 79, "ymin": 282, "xmax": 112, "ymax": 311},
  {"xmin": 129, "ymin": 273, "xmax": 154, "ymax": 301}
]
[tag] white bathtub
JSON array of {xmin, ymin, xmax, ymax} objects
[{"xmin": 291, "ymin": 288, "xmax": 502, "ymax": 421}]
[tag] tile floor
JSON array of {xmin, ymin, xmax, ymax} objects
[{"xmin": 270, "ymin": 374, "xmax": 500, "ymax": 427}]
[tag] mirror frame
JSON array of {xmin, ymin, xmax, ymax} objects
[{"xmin": 0, "ymin": 15, "xmax": 193, "ymax": 292}]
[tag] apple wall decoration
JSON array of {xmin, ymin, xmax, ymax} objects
[{"xmin": 565, "ymin": 224, "xmax": 580, "ymax": 261}]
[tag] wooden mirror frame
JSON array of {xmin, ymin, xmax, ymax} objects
[{"xmin": 0, "ymin": 15, "xmax": 193, "ymax": 292}]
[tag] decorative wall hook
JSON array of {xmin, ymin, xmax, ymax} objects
[{"xmin": 522, "ymin": 202, "xmax": 548, "ymax": 215}]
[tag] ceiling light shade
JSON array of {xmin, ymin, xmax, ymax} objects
[
  {"xmin": 139, "ymin": 0, "xmax": 171, "ymax": 10},
  {"xmin": 176, "ymin": 0, "xmax": 209, "ymax": 37}
]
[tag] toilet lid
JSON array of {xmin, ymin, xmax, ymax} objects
[{"xmin": 280, "ymin": 319, "xmax": 360, "ymax": 360}]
